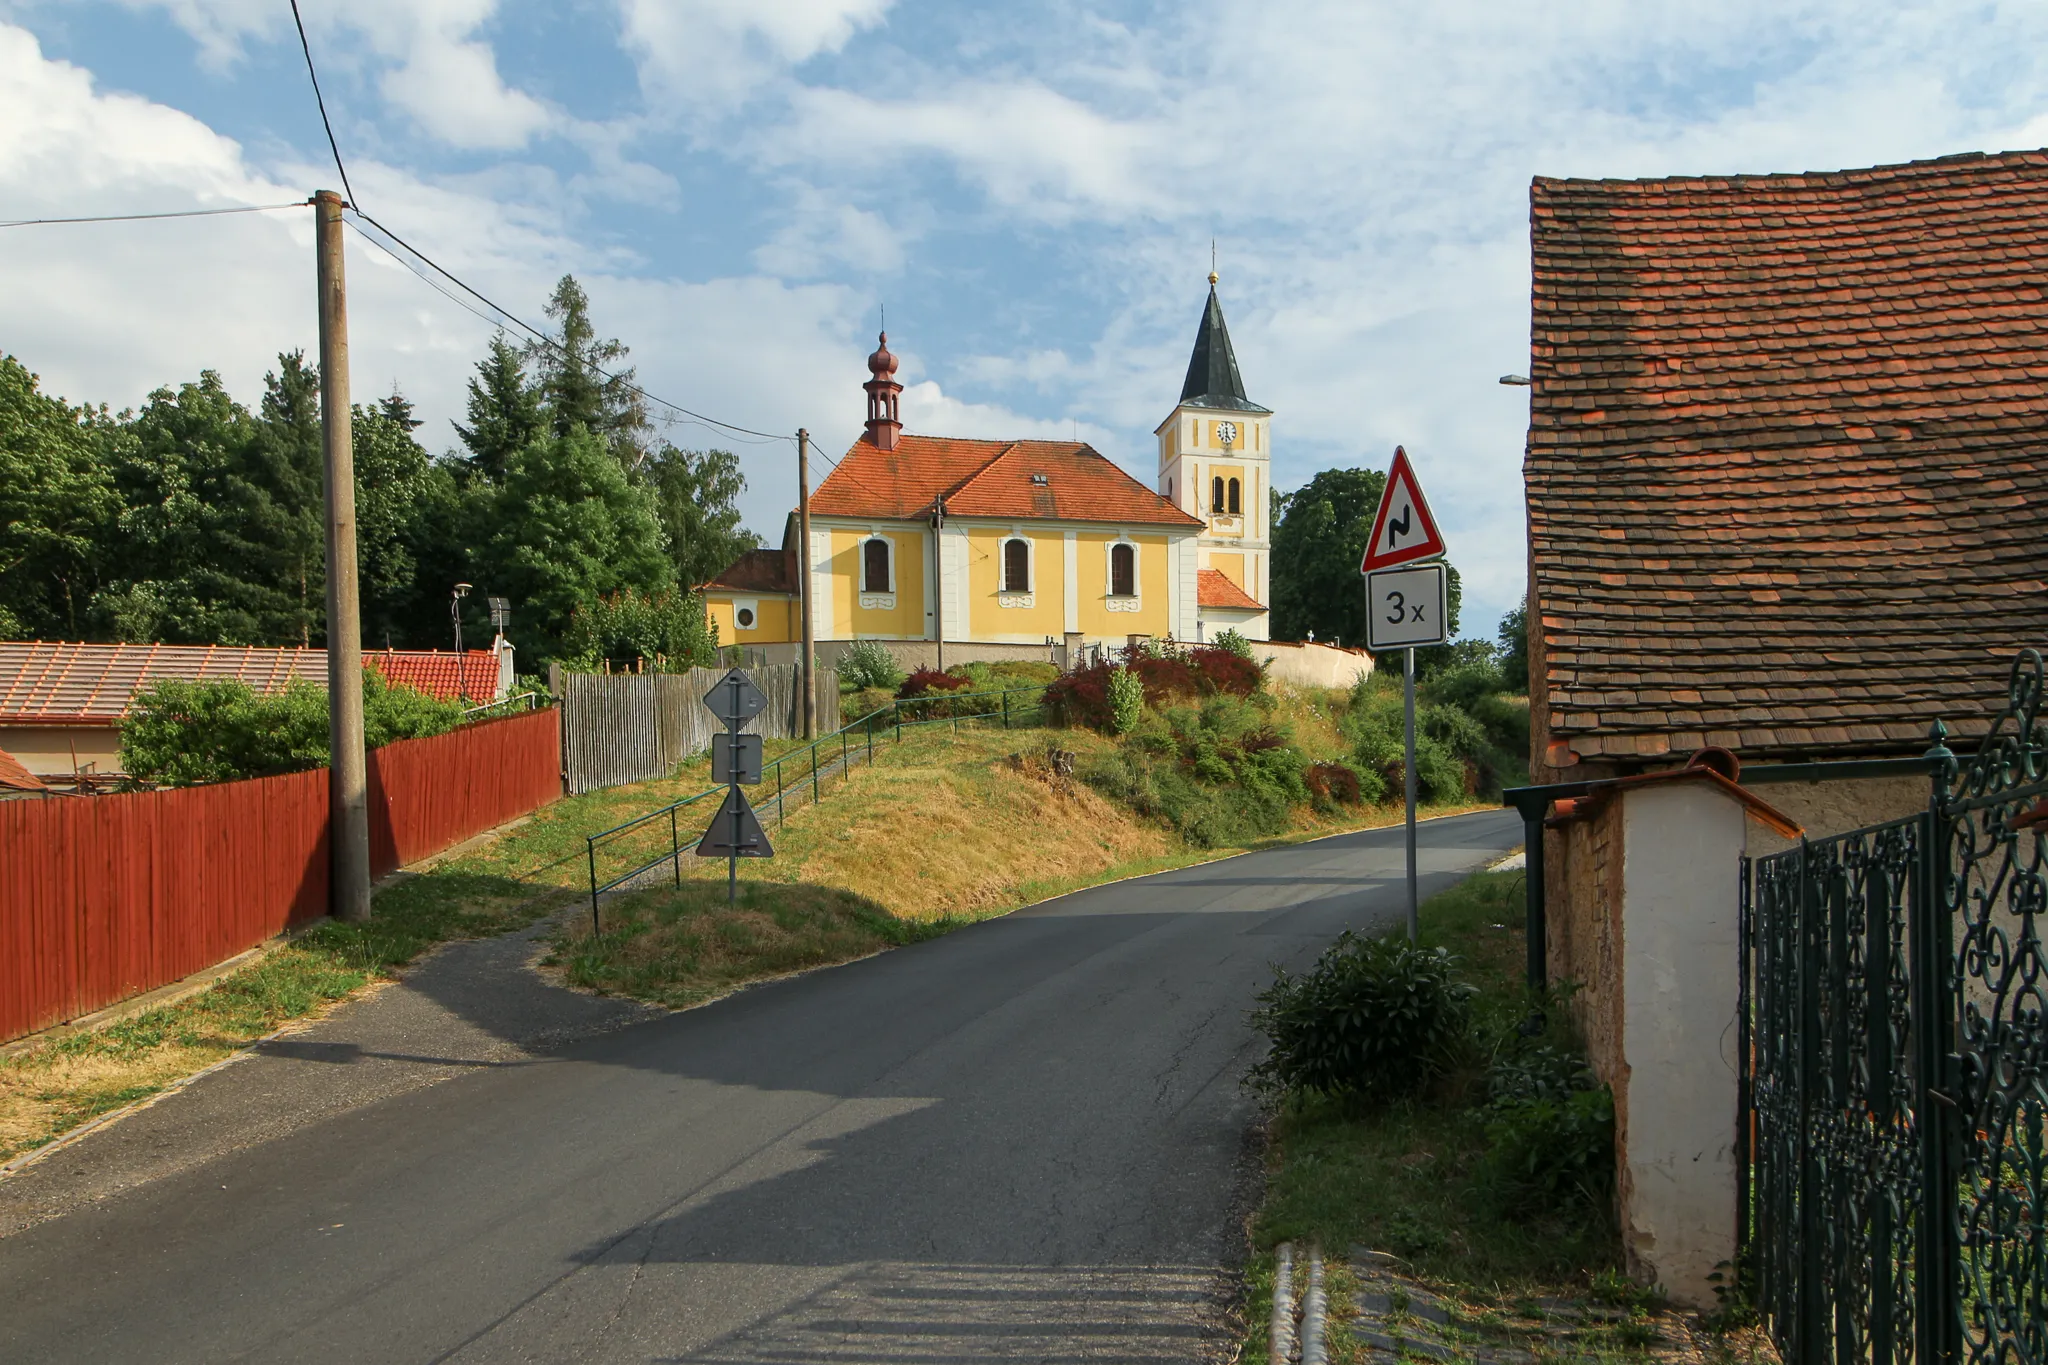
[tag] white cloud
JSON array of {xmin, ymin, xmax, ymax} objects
[
  {"xmin": 114, "ymin": 0, "xmax": 554, "ymax": 149},
  {"xmin": 619, "ymin": 0, "xmax": 890, "ymax": 106},
  {"xmin": 751, "ymin": 188, "xmax": 906, "ymax": 277}
]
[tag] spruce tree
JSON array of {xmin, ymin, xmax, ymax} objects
[
  {"xmin": 453, "ymin": 332, "xmax": 543, "ymax": 481},
  {"xmin": 527, "ymin": 275, "xmax": 653, "ymax": 466}
]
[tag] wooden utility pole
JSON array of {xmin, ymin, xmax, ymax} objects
[
  {"xmin": 797, "ymin": 428, "xmax": 817, "ymax": 739},
  {"xmin": 315, "ymin": 190, "xmax": 370, "ymax": 923}
]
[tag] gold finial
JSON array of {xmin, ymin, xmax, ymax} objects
[{"xmin": 1209, "ymin": 239, "xmax": 1218, "ymax": 286}]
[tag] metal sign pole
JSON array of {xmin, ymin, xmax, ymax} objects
[
  {"xmin": 726, "ymin": 675, "xmax": 740, "ymax": 906},
  {"xmin": 1404, "ymin": 645, "xmax": 1418, "ymax": 941}
]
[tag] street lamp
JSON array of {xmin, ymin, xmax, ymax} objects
[{"xmin": 451, "ymin": 583, "xmax": 472, "ymax": 703}]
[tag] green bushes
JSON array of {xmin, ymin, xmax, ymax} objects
[
  {"xmin": 1106, "ymin": 665, "xmax": 1144, "ymax": 733},
  {"xmin": 119, "ymin": 669, "xmax": 466, "ymax": 786},
  {"xmin": 1476, "ymin": 1047, "xmax": 1616, "ymax": 1215},
  {"xmin": 838, "ymin": 639, "xmax": 904, "ymax": 692},
  {"xmin": 1342, "ymin": 663, "xmax": 1530, "ymax": 801},
  {"xmin": 1248, "ymin": 933, "xmax": 1475, "ymax": 1101}
]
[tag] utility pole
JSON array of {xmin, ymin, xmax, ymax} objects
[
  {"xmin": 797, "ymin": 429, "xmax": 816, "ymax": 739},
  {"xmin": 931, "ymin": 497, "xmax": 946, "ymax": 674},
  {"xmin": 315, "ymin": 189, "xmax": 370, "ymax": 923}
]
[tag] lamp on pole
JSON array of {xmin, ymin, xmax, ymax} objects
[{"xmin": 451, "ymin": 582, "xmax": 472, "ymax": 703}]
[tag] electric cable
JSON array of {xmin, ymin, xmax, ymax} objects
[
  {"xmin": 289, "ymin": 0, "xmax": 355, "ymax": 206},
  {"xmin": 344, "ymin": 210, "xmax": 795, "ymax": 447},
  {"xmin": 0, "ymin": 203, "xmax": 309, "ymax": 229}
]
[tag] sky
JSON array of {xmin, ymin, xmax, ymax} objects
[{"xmin": 7, "ymin": 2, "xmax": 2048, "ymax": 640}]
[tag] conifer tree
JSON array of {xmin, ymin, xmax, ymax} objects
[
  {"xmin": 527, "ymin": 275, "xmax": 653, "ymax": 466},
  {"xmin": 453, "ymin": 332, "xmax": 543, "ymax": 481}
]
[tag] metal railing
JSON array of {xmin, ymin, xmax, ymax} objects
[{"xmin": 581, "ymin": 684, "xmax": 1051, "ymax": 924}]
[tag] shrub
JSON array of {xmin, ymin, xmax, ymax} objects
[
  {"xmin": 1470, "ymin": 1044, "xmax": 1615, "ymax": 1216},
  {"xmin": 1106, "ymin": 665, "xmax": 1144, "ymax": 734},
  {"xmin": 1423, "ymin": 658, "xmax": 1506, "ymax": 712},
  {"xmin": 1305, "ymin": 760, "xmax": 1367, "ymax": 807},
  {"xmin": 839, "ymin": 639, "xmax": 904, "ymax": 692},
  {"xmin": 562, "ymin": 587, "xmax": 717, "ymax": 673},
  {"xmin": 120, "ymin": 669, "xmax": 464, "ymax": 786},
  {"xmin": 1248, "ymin": 932, "xmax": 1475, "ymax": 1102},
  {"xmin": 1211, "ymin": 627, "xmax": 1254, "ymax": 659},
  {"xmin": 898, "ymin": 667, "xmax": 969, "ymax": 699},
  {"xmin": 1188, "ymin": 645, "xmax": 1262, "ymax": 697}
]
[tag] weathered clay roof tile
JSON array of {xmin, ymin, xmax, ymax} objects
[{"xmin": 1527, "ymin": 150, "xmax": 2048, "ymax": 768}]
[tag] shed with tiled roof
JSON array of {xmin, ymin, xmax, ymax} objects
[{"xmin": 1525, "ymin": 148, "xmax": 2048, "ymax": 780}]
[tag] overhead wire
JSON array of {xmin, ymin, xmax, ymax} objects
[
  {"xmin": 0, "ymin": 203, "xmax": 309, "ymax": 229},
  {"xmin": 288, "ymin": 0, "xmax": 355, "ymax": 207},
  {"xmin": 344, "ymin": 209, "xmax": 795, "ymax": 447}
]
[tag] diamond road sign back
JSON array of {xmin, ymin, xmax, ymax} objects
[{"xmin": 704, "ymin": 668, "xmax": 768, "ymax": 726}]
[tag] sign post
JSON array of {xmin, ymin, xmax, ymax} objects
[
  {"xmin": 698, "ymin": 668, "xmax": 773, "ymax": 905},
  {"xmin": 1361, "ymin": 447, "xmax": 1449, "ymax": 941}
]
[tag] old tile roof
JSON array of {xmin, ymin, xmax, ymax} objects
[
  {"xmin": 0, "ymin": 642, "xmax": 499, "ymax": 723},
  {"xmin": 812, "ymin": 435, "xmax": 1203, "ymax": 528},
  {"xmin": 702, "ymin": 548, "xmax": 797, "ymax": 596},
  {"xmin": 1526, "ymin": 149, "xmax": 2048, "ymax": 769},
  {"xmin": 1196, "ymin": 569, "xmax": 1264, "ymax": 612},
  {"xmin": 0, "ymin": 747, "xmax": 49, "ymax": 794}
]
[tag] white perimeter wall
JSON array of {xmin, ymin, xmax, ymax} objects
[{"xmin": 1617, "ymin": 782, "xmax": 1745, "ymax": 1306}]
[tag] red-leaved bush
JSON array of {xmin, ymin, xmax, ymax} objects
[
  {"xmin": 1045, "ymin": 644, "xmax": 1264, "ymax": 731},
  {"xmin": 1305, "ymin": 761, "xmax": 1363, "ymax": 805},
  {"xmin": 898, "ymin": 667, "xmax": 970, "ymax": 699}
]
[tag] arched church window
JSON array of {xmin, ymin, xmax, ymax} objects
[
  {"xmin": 1228, "ymin": 478, "xmax": 1242, "ymax": 514},
  {"xmin": 1003, "ymin": 538, "xmax": 1031, "ymax": 592},
  {"xmin": 862, "ymin": 537, "xmax": 892, "ymax": 593},
  {"xmin": 1211, "ymin": 476, "xmax": 1225, "ymax": 512},
  {"xmin": 1110, "ymin": 542, "xmax": 1136, "ymax": 597}
]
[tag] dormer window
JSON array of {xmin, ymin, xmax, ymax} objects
[{"xmin": 1030, "ymin": 473, "xmax": 1049, "ymax": 485}]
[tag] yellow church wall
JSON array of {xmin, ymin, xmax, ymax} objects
[
  {"xmin": 828, "ymin": 524, "xmax": 929, "ymax": 639},
  {"xmin": 960, "ymin": 526, "xmax": 1066, "ymax": 639},
  {"xmin": 1209, "ymin": 552, "xmax": 1246, "ymax": 589},
  {"xmin": 1074, "ymin": 530, "xmax": 1173, "ymax": 639},
  {"xmin": 703, "ymin": 594, "xmax": 799, "ymax": 646}
]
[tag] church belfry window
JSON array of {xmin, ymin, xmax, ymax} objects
[
  {"xmin": 1227, "ymin": 478, "xmax": 1241, "ymax": 514},
  {"xmin": 1211, "ymin": 476, "xmax": 1225, "ymax": 512}
]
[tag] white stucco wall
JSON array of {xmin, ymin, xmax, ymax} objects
[
  {"xmin": 1255, "ymin": 640, "xmax": 1374, "ymax": 690},
  {"xmin": 1617, "ymin": 782, "xmax": 1746, "ymax": 1307}
]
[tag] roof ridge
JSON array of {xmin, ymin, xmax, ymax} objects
[{"xmin": 941, "ymin": 440, "xmax": 1024, "ymax": 504}]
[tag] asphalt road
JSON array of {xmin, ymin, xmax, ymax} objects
[{"xmin": 0, "ymin": 809, "xmax": 1520, "ymax": 1364}]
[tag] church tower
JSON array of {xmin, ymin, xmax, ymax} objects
[{"xmin": 1155, "ymin": 273, "xmax": 1273, "ymax": 639}]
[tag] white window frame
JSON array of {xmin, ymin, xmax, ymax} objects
[
  {"xmin": 859, "ymin": 533, "xmax": 896, "ymax": 594},
  {"xmin": 732, "ymin": 598, "xmax": 760, "ymax": 632},
  {"xmin": 999, "ymin": 532, "xmax": 1034, "ymax": 594},
  {"xmin": 1105, "ymin": 535, "xmax": 1140, "ymax": 605}
]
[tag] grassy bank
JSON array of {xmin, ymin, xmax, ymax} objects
[
  {"xmin": 1238, "ymin": 870, "xmax": 1750, "ymax": 1363},
  {"xmin": 0, "ymin": 873, "xmax": 560, "ymax": 1165}
]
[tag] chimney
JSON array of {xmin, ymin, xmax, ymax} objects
[{"xmin": 863, "ymin": 331, "xmax": 902, "ymax": 451}]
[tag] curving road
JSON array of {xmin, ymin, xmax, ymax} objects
[{"xmin": 0, "ymin": 809, "xmax": 1519, "ymax": 1363}]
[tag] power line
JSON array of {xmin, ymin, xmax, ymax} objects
[
  {"xmin": 289, "ymin": 0, "xmax": 355, "ymax": 207},
  {"xmin": 343, "ymin": 210, "xmax": 795, "ymax": 447},
  {"xmin": 0, "ymin": 202, "xmax": 308, "ymax": 230}
]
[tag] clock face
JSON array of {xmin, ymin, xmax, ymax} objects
[{"xmin": 1217, "ymin": 421, "xmax": 1239, "ymax": 445}]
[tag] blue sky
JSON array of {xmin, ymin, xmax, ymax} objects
[{"xmin": 7, "ymin": 1, "xmax": 2048, "ymax": 639}]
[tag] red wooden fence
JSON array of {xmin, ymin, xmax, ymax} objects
[{"xmin": 0, "ymin": 707, "xmax": 561, "ymax": 1043}]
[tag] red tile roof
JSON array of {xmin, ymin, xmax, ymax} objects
[
  {"xmin": 703, "ymin": 547, "xmax": 797, "ymax": 595},
  {"xmin": 0, "ymin": 747, "xmax": 48, "ymax": 793},
  {"xmin": 1197, "ymin": 569, "xmax": 1263, "ymax": 612},
  {"xmin": 1526, "ymin": 149, "xmax": 2048, "ymax": 770},
  {"xmin": 812, "ymin": 435, "xmax": 1203, "ymax": 528},
  {"xmin": 0, "ymin": 642, "xmax": 499, "ymax": 723}
]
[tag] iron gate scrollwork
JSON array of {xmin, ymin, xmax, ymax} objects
[{"xmin": 1742, "ymin": 649, "xmax": 2048, "ymax": 1365}]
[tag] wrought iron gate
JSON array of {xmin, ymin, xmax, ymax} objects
[{"xmin": 1741, "ymin": 649, "xmax": 2048, "ymax": 1365}]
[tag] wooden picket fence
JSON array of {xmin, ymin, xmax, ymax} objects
[
  {"xmin": 0, "ymin": 708, "xmax": 562, "ymax": 1044},
  {"xmin": 558, "ymin": 665, "xmax": 838, "ymax": 794}
]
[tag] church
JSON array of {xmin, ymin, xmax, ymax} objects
[{"xmin": 701, "ymin": 277, "xmax": 1274, "ymax": 660}]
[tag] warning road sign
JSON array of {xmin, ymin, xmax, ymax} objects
[{"xmin": 1360, "ymin": 446, "xmax": 1446, "ymax": 573}]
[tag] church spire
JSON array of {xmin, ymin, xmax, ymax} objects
[{"xmin": 1178, "ymin": 279, "xmax": 1267, "ymax": 413}]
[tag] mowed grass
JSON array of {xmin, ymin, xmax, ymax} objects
[{"xmin": 0, "ymin": 873, "xmax": 559, "ymax": 1164}]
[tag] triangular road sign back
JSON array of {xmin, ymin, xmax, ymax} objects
[
  {"xmin": 695, "ymin": 788, "xmax": 774, "ymax": 858},
  {"xmin": 1360, "ymin": 446, "xmax": 1446, "ymax": 573}
]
